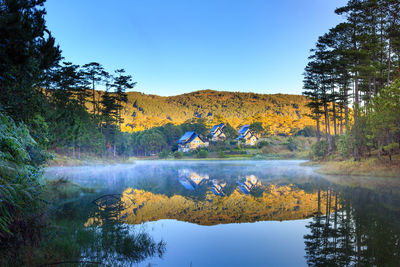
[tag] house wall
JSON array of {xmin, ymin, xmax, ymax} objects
[
  {"xmin": 212, "ymin": 130, "xmax": 226, "ymax": 142},
  {"xmin": 240, "ymin": 130, "xmax": 257, "ymax": 146},
  {"xmin": 189, "ymin": 136, "xmax": 208, "ymax": 150}
]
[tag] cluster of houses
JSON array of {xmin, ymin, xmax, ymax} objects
[{"xmin": 177, "ymin": 123, "xmax": 258, "ymax": 152}]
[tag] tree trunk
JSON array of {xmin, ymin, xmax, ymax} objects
[
  {"xmin": 340, "ymin": 104, "xmax": 343, "ymax": 135},
  {"xmin": 368, "ymin": 77, "xmax": 372, "ymax": 103},
  {"xmin": 344, "ymin": 79, "xmax": 349, "ymax": 130},
  {"xmin": 387, "ymin": 37, "xmax": 392, "ymax": 85},
  {"xmin": 324, "ymin": 100, "xmax": 332, "ymax": 156},
  {"xmin": 333, "ymin": 100, "xmax": 337, "ymax": 136},
  {"xmin": 316, "ymin": 116, "xmax": 321, "ymax": 143},
  {"xmin": 92, "ymin": 77, "xmax": 96, "ymax": 115},
  {"xmin": 354, "ymin": 70, "xmax": 359, "ymax": 105}
]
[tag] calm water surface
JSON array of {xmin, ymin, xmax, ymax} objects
[{"xmin": 45, "ymin": 160, "xmax": 400, "ymax": 266}]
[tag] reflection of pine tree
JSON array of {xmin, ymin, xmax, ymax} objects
[
  {"xmin": 88, "ymin": 194, "xmax": 166, "ymax": 265},
  {"xmin": 305, "ymin": 187, "xmax": 355, "ymax": 266},
  {"xmin": 304, "ymin": 214, "xmax": 326, "ymax": 266},
  {"xmin": 305, "ymin": 184, "xmax": 400, "ymax": 266}
]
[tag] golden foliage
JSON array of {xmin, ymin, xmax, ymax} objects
[
  {"xmin": 91, "ymin": 90, "xmax": 315, "ymax": 134},
  {"xmin": 116, "ymin": 185, "xmax": 333, "ymax": 225}
]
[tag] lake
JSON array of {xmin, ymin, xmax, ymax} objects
[{"xmin": 45, "ymin": 160, "xmax": 400, "ymax": 266}]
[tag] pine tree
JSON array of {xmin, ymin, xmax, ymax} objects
[
  {"xmin": 0, "ymin": 0, "xmax": 61, "ymax": 122},
  {"xmin": 82, "ymin": 62, "xmax": 107, "ymax": 115}
]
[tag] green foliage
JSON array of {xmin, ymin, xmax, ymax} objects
[
  {"xmin": 295, "ymin": 126, "xmax": 317, "ymax": 137},
  {"xmin": 384, "ymin": 143, "xmax": 400, "ymax": 152},
  {"xmin": 197, "ymin": 149, "xmax": 208, "ymax": 158},
  {"xmin": 158, "ymin": 150, "xmax": 169, "ymax": 159},
  {"xmin": 249, "ymin": 122, "xmax": 264, "ymax": 135},
  {"xmin": 223, "ymin": 123, "xmax": 238, "ymax": 139},
  {"xmin": 310, "ymin": 140, "xmax": 329, "ymax": 160},
  {"xmin": 303, "ymin": 0, "xmax": 400, "ymax": 161},
  {"xmin": 0, "ymin": 112, "xmax": 45, "ymax": 240},
  {"xmin": 218, "ymin": 150, "xmax": 227, "ymax": 158},
  {"xmin": 287, "ymin": 137, "xmax": 298, "ymax": 151},
  {"xmin": 366, "ymin": 80, "xmax": 400, "ymax": 155},
  {"xmin": 257, "ymin": 140, "xmax": 270, "ymax": 149},
  {"xmin": 174, "ymin": 151, "xmax": 183, "ymax": 159},
  {"xmin": 337, "ymin": 133, "xmax": 353, "ymax": 158},
  {"xmin": 0, "ymin": 0, "xmax": 61, "ymax": 123}
]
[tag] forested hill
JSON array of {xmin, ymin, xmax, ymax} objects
[{"xmin": 100, "ymin": 89, "xmax": 314, "ymax": 134}]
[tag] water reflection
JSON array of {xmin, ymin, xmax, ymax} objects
[
  {"xmin": 178, "ymin": 169, "xmax": 209, "ymax": 190},
  {"xmin": 304, "ymin": 186, "xmax": 400, "ymax": 266},
  {"xmin": 44, "ymin": 161, "xmax": 400, "ymax": 266},
  {"xmin": 237, "ymin": 175, "xmax": 261, "ymax": 195},
  {"xmin": 122, "ymin": 186, "xmax": 330, "ymax": 225},
  {"xmin": 56, "ymin": 193, "xmax": 166, "ymax": 266}
]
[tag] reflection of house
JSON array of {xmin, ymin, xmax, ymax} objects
[
  {"xmin": 236, "ymin": 125, "xmax": 258, "ymax": 146},
  {"xmin": 177, "ymin": 131, "xmax": 209, "ymax": 152},
  {"xmin": 211, "ymin": 179, "xmax": 226, "ymax": 196},
  {"xmin": 178, "ymin": 169, "xmax": 209, "ymax": 189},
  {"xmin": 210, "ymin": 123, "xmax": 226, "ymax": 142},
  {"xmin": 178, "ymin": 178, "xmax": 195, "ymax": 190},
  {"xmin": 237, "ymin": 175, "xmax": 260, "ymax": 195}
]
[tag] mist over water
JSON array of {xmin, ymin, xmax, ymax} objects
[
  {"xmin": 45, "ymin": 160, "xmax": 400, "ymax": 266},
  {"xmin": 45, "ymin": 160, "xmax": 319, "ymax": 190}
]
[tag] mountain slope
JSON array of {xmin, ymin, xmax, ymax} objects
[{"xmin": 103, "ymin": 89, "xmax": 314, "ymax": 134}]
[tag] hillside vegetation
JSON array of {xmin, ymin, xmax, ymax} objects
[{"xmin": 96, "ymin": 90, "xmax": 315, "ymax": 134}]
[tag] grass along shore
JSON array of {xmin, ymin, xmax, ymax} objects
[
  {"xmin": 48, "ymin": 153, "xmax": 135, "ymax": 166},
  {"xmin": 307, "ymin": 155, "xmax": 400, "ymax": 178}
]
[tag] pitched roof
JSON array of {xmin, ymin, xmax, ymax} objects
[
  {"xmin": 178, "ymin": 131, "xmax": 195, "ymax": 144},
  {"xmin": 210, "ymin": 125, "xmax": 219, "ymax": 133},
  {"xmin": 238, "ymin": 125, "xmax": 249, "ymax": 134},
  {"xmin": 189, "ymin": 133, "xmax": 206, "ymax": 143},
  {"xmin": 236, "ymin": 130, "xmax": 257, "ymax": 140},
  {"xmin": 178, "ymin": 131, "xmax": 205, "ymax": 144},
  {"xmin": 210, "ymin": 123, "xmax": 225, "ymax": 133}
]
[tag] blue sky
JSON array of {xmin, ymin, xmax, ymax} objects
[{"xmin": 44, "ymin": 0, "xmax": 346, "ymax": 96}]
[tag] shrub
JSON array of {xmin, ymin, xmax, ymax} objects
[
  {"xmin": 158, "ymin": 150, "xmax": 169, "ymax": 159},
  {"xmin": 287, "ymin": 137, "xmax": 298, "ymax": 151},
  {"xmin": 310, "ymin": 140, "xmax": 328, "ymax": 160},
  {"xmin": 261, "ymin": 146, "xmax": 272, "ymax": 154},
  {"xmin": 337, "ymin": 134, "xmax": 353, "ymax": 158},
  {"xmin": 174, "ymin": 151, "xmax": 183, "ymax": 159},
  {"xmin": 0, "ymin": 112, "xmax": 46, "ymax": 241},
  {"xmin": 218, "ymin": 150, "xmax": 227, "ymax": 158},
  {"xmin": 197, "ymin": 149, "xmax": 208, "ymax": 158},
  {"xmin": 295, "ymin": 125, "xmax": 317, "ymax": 137},
  {"xmin": 257, "ymin": 140, "xmax": 270, "ymax": 149}
]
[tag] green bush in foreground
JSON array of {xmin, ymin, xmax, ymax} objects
[{"xmin": 0, "ymin": 112, "xmax": 47, "ymax": 241}]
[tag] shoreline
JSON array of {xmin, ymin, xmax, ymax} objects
[
  {"xmin": 305, "ymin": 157, "xmax": 400, "ymax": 178},
  {"xmin": 47, "ymin": 153, "xmax": 308, "ymax": 167}
]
